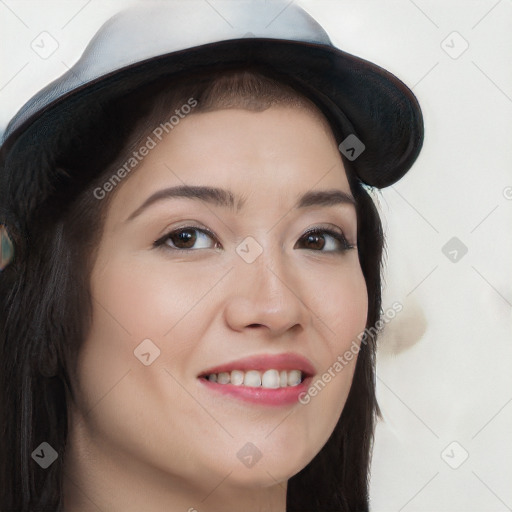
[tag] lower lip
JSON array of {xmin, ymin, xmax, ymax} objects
[{"xmin": 198, "ymin": 376, "xmax": 313, "ymax": 406}]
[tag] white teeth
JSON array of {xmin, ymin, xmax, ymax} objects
[
  {"xmin": 287, "ymin": 370, "xmax": 302, "ymax": 387},
  {"xmin": 217, "ymin": 372, "xmax": 230, "ymax": 384},
  {"xmin": 204, "ymin": 369, "xmax": 304, "ymax": 388},
  {"xmin": 261, "ymin": 369, "xmax": 280, "ymax": 389},
  {"xmin": 244, "ymin": 370, "xmax": 262, "ymax": 387},
  {"xmin": 230, "ymin": 370, "xmax": 244, "ymax": 386}
]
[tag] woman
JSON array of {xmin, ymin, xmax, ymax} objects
[{"xmin": 0, "ymin": 2, "xmax": 423, "ymax": 511}]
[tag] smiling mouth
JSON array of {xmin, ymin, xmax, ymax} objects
[
  {"xmin": 199, "ymin": 369, "xmax": 305, "ymax": 388},
  {"xmin": 197, "ymin": 352, "xmax": 316, "ymax": 405},
  {"xmin": 197, "ymin": 369, "xmax": 313, "ymax": 406}
]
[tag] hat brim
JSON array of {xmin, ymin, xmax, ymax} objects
[{"xmin": 0, "ymin": 38, "xmax": 423, "ymax": 191}]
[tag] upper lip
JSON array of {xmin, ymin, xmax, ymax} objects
[{"xmin": 198, "ymin": 352, "xmax": 317, "ymax": 378}]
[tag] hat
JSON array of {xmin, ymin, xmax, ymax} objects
[{"xmin": 0, "ymin": 0, "xmax": 423, "ymax": 263}]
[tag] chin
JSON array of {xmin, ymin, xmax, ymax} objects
[{"xmin": 225, "ymin": 438, "xmax": 318, "ymax": 488}]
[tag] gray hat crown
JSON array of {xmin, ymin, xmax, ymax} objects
[{"xmin": 2, "ymin": 0, "xmax": 331, "ymax": 143}]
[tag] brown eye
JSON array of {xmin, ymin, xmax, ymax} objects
[
  {"xmin": 155, "ymin": 227, "xmax": 219, "ymax": 251},
  {"xmin": 303, "ymin": 232, "xmax": 326, "ymax": 250},
  {"xmin": 295, "ymin": 228, "xmax": 353, "ymax": 253},
  {"xmin": 169, "ymin": 229, "xmax": 197, "ymax": 249}
]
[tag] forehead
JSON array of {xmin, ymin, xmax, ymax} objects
[{"xmin": 105, "ymin": 106, "xmax": 351, "ymax": 220}]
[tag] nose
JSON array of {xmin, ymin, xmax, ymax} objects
[{"xmin": 223, "ymin": 246, "xmax": 310, "ymax": 338}]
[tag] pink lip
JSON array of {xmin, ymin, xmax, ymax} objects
[
  {"xmin": 197, "ymin": 352, "xmax": 316, "ymax": 406},
  {"xmin": 199, "ymin": 376, "xmax": 313, "ymax": 406}
]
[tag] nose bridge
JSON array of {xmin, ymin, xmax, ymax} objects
[
  {"xmin": 245, "ymin": 241, "xmax": 287, "ymax": 301},
  {"xmin": 239, "ymin": 224, "xmax": 292, "ymax": 291}
]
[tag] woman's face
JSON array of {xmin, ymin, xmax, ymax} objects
[{"xmin": 67, "ymin": 105, "xmax": 368, "ymax": 502}]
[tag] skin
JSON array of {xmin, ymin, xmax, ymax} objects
[{"xmin": 62, "ymin": 106, "xmax": 368, "ymax": 512}]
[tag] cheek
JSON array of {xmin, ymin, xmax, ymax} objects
[
  {"xmin": 293, "ymin": 261, "xmax": 368, "ymax": 447},
  {"xmin": 305, "ymin": 258, "xmax": 369, "ymax": 354},
  {"xmin": 89, "ymin": 251, "xmax": 223, "ymax": 339},
  {"xmin": 77, "ymin": 250, "xmax": 227, "ymax": 409},
  {"xmin": 74, "ymin": 254, "xmax": 210, "ymax": 420},
  {"xmin": 71, "ymin": 253, "xmax": 227, "ymax": 478}
]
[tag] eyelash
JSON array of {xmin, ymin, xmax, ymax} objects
[{"xmin": 153, "ymin": 224, "xmax": 355, "ymax": 254}]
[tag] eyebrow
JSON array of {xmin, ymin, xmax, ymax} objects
[{"xmin": 125, "ymin": 185, "xmax": 356, "ymax": 222}]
